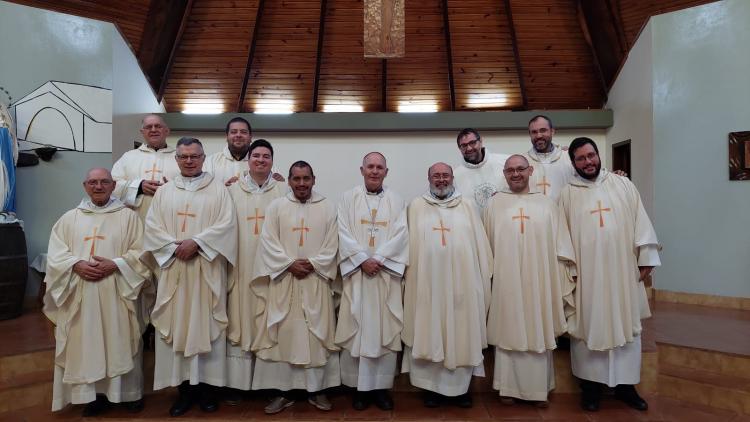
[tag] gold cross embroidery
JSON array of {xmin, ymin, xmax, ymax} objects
[
  {"xmin": 512, "ymin": 208, "xmax": 530, "ymax": 234},
  {"xmin": 292, "ymin": 218, "xmax": 310, "ymax": 247},
  {"xmin": 536, "ymin": 176, "xmax": 551, "ymax": 195},
  {"xmin": 83, "ymin": 227, "xmax": 106, "ymax": 257},
  {"xmin": 360, "ymin": 209, "xmax": 388, "ymax": 247},
  {"xmin": 145, "ymin": 162, "xmax": 162, "ymax": 181},
  {"xmin": 177, "ymin": 204, "xmax": 196, "ymax": 233},
  {"xmin": 247, "ymin": 207, "xmax": 265, "ymax": 235},
  {"xmin": 590, "ymin": 200, "xmax": 612, "ymax": 228},
  {"xmin": 432, "ymin": 219, "xmax": 450, "ymax": 247}
]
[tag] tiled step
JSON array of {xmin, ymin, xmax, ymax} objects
[{"xmin": 659, "ymin": 358, "xmax": 750, "ymax": 415}]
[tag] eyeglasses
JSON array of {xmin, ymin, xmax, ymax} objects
[
  {"xmin": 85, "ymin": 180, "xmax": 113, "ymax": 187},
  {"xmin": 458, "ymin": 138, "xmax": 480, "ymax": 150},
  {"xmin": 176, "ymin": 154, "xmax": 204, "ymax": 161},
  {"xmin": 574, "ymin": 152, "xmax": 599, "ymax": 164},
  {"xmin": 503, "ymin": 166, "xmax": 530, "ymax": 175}
]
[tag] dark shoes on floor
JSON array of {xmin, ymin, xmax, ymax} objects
[
  {"xmin": 124, "ymin": 398, "xmax": 144, "ymax": 413},
  {"xmin": 82, "ymin": 395, "xmax": 110, "ymax": 417},
  {"xmin": 169, "ymin": 391, "xmax": 193, "ymax": 417},
  {"xmin": 423, "ymin": 391, "xmax": 441, "ymax": 408},
  {"xmin": 455, "ymin": 393, "xmax": 473, "ymax": 408},
  {"xmin": 169, "ymin": 383, "xmax": 218, "ymax": 417},
  {"xmin": 614, "ymin": 384, "xmax": 648, "ymax": 411},
  {"xmin": 373, "ymin": 390, "xmax": 394, "ymax": 410},
  {"xmin": 352, "ymin": 391, "xmax": 370, "ymax": 410}
]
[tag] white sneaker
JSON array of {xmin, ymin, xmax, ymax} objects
[{"xmin": 264, "ymin": 396, "xmax": 294, "ymax": 414}]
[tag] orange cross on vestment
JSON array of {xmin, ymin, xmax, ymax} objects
[
  {"xmin": 590, "ymin": 200, "xmax": 612, "ymax": 228},
  {"xmin": 512, "ymin": 207, "xmax": 530, "ymax": 234},
  {"xmin": 536, "ymin": 176, "xmax": 551, "ymax": 195},
  {"xmin": 432, "ymin": 219, "xmax": 450, "ymax": 247},
  {"xmin": 145, "ymin": 162, "xmax": 162, "ymax": 181},
  {"xmin": 360, "ymin": 209, "xmax": 388, "ymax": 247},
  {"xmin": 247, "ymin": 208, "xmax": 265, "ymax": 235},
  {"xmin": 177, "ymin": 204, "xmax": 196, "ymax": 233},
  {"xmin": 83, "ymin": 227, "xmax": 106, "ymax": 257},
  {"xmin": 292, "ymin": 218, "xmax": 310, "ymax": 247}
]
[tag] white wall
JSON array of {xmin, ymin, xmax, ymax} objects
[
  {"xmin": 112, "ymin": 29, "xmax": 165, "ymax": 161},
  {"xmin": 651, "ymin": 0, "xmax": 750, "ymax": 298},
  {"xmin": 173, "ymin": 129, "xmax": 606, "ymax": 204},
  {"xmin": 605, "ymin": 23, "xmax": 654, "ymax": 214}
]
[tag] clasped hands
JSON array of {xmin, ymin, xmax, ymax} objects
[
  {"xmin": 72, "ymin": 256, "xmax": 118, "ymax": 281},
  {"xmin": 289, "ymin": 259, "xmax": 315, "ymax": 278},
  {"xmin": 174, "ymin": 239, "xmax": 200, "ymax": 260}
]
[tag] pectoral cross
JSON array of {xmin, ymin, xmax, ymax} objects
[
  {"xmin": 590, "ymin": 200, "xmax": 612, "ymax": 228},
  {"xmin": 177, "ymin": 204, "xmax": 196, "ymax": 233},
  {"xmin": 292, "ymin": 218, "xmax": 310, "ymax": 247},
  {"xmin": 145, "ymin": 162, "xmax": 162, "ymax": 181},
  {"xmin": 360, "ymin": 209, "xmax": 388, "ymax": 247},
  {"xmin": 83, "ymin": 227, "xmax": 105, "ymax": 257},
  {"xmin": 432, "ymin": 219, "xmax": 450, "ymax": 247},
  {"xmin": 536, "ymin": 176, "xmax": 551, "ymax": 195},
  {"xmin": 512, "ymin": 208, "xmax": 530, "ymax": 234},
  {"xmin": 247, "ymin": 208, "xmax": 264, "ymax": 235}
]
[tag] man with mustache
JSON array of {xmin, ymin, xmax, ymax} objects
[
  {"xmin": 251, "ymin": 161, "xmax": 341, "ymax": 414},
  {"xmin": 559, "ymin": 137, "xmax": 660, "ymax": 412},
  {"xmin": 402, "ymin": 162, "xmax": 492, "ymax": 408}
]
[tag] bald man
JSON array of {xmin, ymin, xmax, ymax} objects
[
  {"xmin": 402, "ymin": 163, "xmax": 493, "ymax": 408},
  {"xmin": 336, "ymin": 152, "xmax": 408, "ymax": 411},
  {"xmin": 44, "ymin": 168, "xmax": 151, "ymax": 416}
]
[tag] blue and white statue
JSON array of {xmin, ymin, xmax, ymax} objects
[{"xmin": 0, "ymin": 103, "xmax": 18, "ymax": 213}]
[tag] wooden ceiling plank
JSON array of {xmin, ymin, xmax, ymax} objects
[
  {"xmin": 312, "ymin": 0, "xmax": 328, "ymax": 111},
  {"xmin": 237, "ymin": 0, "xmax": 266, "ymax": 112}
]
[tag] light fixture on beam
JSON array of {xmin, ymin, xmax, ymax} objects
[
  {"xmin": 467, "ymin": 93, "xmax": 508, "ymax": 109},
  {"xmin": 254, "ymin": 102, "xmax": 294, "ymax": 115},
  {"xmin": 181, "ymin": 104, "xmax": 224, "ymax": 115},
  {"xmin": 397, "ymin": 102, "xmax": 438, "ymax": 113},
  {"xmin": 322, "ymin": 104, "xmax": 364, "ymax": 113}
]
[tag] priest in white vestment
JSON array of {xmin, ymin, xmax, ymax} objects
[
  {"xmin": 204, "ymin": 117, "xmax": 253, "ymax": 186},
  {"xmin": 559, "ymin": 138, "xmax": 660, "ymax": 412},
  {"xmin": 402, "ymin": 162, "xmax": 492, "ymax": 408},
  {"xmin": 522, "ymin": 115, "xmax": 576, "ymax": 202},
  {"xmin": 44, "ymin": 168, "xmax": 151, "ymax": 416},
  {"xmin": 143, "ymin": 138, "xmax": 238, "ymax": 417},
  {"xmin": 335, "ymin": 152, "xmax": 408, "ymax": 411},
  {"xmin": 453, "ymin": 128, "xmax": 509, "ymax": 213},
  {"xmin": 483, "ymin": 155, "xmax": 575, "ymax": 406},
  {"xmin": 251, "ymin": 161, "xmax": 340, "ymax": 414},
  {"xmin": 111, "ymin": 114, "xmax": 179, "ymax": 221},
  {"xmin": 224, "ymin": 139, "xmax": 286, "ymax": 399}
]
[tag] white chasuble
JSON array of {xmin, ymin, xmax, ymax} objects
[
  {"xmin": 143, "ymin": 172, "xmax": 238, "ymax": 389},
  {"xmin": 111, "ymin": 144, "xmax": 180, "ymax": 221},
  {"xmin": 402, "ymin": 192, "xmax": 492, "ymax": 395},
  {"xmin": 559, "ymin": 170, "xmax": 660, "ymax": 353},
  {"xmin": 205, "ymin": 146, "xmax": 248, "ymax": 185},
  {"xmin": 44, "ymin": 199, "xmax": 151, "ymax": 410},
  {"xmin": 523, "ymin": 145, "xmax": 576, "ymax": 202},
  {"xmin": 225, "ymin": 175, "xmax": 285, "ymax": 390},
  {"xmin": 483, "ymin": 190, "xmax": 575, "ymax": 353},
  {"xmin": 335, "ymin": 186, "xmax": 408, "ymax": 390},
  {"xmin": 454, "ymin": 150, "xmax": 509, "ymax": 212},
  {"xmin": 251, "ymin": 191, "xmax": 340, "ymax": 391}
]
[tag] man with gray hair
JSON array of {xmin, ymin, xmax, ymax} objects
[
  {"xmin": 44, "ymin": 168, "xmax": 151, "ymax": 416},
  {"xmin": 143, "ymin": 137, "xmax": 238, "ymax": 417},
  {"xmin": 335, "ymin": 152, "xmax": 408, "ymax": 411},
  {"xmin": 402, "ymin": 162, "xmax": 492, "ymax": 408}
]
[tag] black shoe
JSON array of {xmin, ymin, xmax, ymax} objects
[
  {"xmin": 614, "ymin": 385, "xmax": 648, "ymax": 411},
  {"xmin": 352, "ymin": 391, "xmax": 370, "ymax": 411},
  {"xmin": 124, "ymin": 398, "xmax": 144, "ymax": 413},
  {"xmin": 199, "ymin": 386, "xmax": 219, "ymax": 413},
  {"xmin": 169, "ymin": 392, "xmax": 193, "ymax": 417},
  {"xmin": 579, "ymin": 380, "xmax": 601, "ymax": 412},
  {"xmin": 455, "ymin": 393, "xmax": 473, "ymax": 408},
  {"xmin": 82, "ymin": 395, "xmax": 110, "ymax": 417},
  {"xmin": 223, "ymin": 387, "xmax": 243, "ymax": 406},
  {"xmin": 373, "ymin": 390, "xmax": 393, "ymax": 411},
  {"xmin": 423, "ymin": 391, "xmax": 441, "ymax": 408}
]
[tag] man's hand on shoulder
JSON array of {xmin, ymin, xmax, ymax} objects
[
  {"xmin": 272, "ymin": 173, "xmax": 285, "ymax": 182},
  {"xmin": 224, "ymin": 176, "xmax": 239, "ymax": 186},
  {"xmin": 174, "ymin": 239, "xmax": 200, "ymax": 260},
  {"xmin": 141, "ymin": 179, "xmax": 162, "ymax": 196},
  {"xmin": 613, "ymin": 170, "xmax": 628, "ymax": 177}
]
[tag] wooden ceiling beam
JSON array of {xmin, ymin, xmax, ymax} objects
[
  {"xmin": 577, "ymin": 0, "xmax": 624, "ymax": 95},
  {"xmin": 381, "ymin": 59, "xmax": 387, "ymax": 112},
  {"xmin": 136, "ymin": 0, "xmax": 194, "ymax": 102},
  {"xmin": 312, "ymin": 0, "xmax": 328, "ymax": 112},
  {"xmin": 237, "ymin": 0, "xmax": 266, "ymax": 112},
  {"xmin": 503, "ymin": 0, "xmax": 528, "ymax": 110},
  {"xmin": 441, "ymin": 0, "xmax": 457, "ymax": 111}
]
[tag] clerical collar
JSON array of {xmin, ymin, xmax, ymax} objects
[
  {"xmin": 364, "ymin": 185, "xmax": 384, "ymax": 196},
  {"xmin": 87, "ymin": 197, "xmax": 115, "ymax": 210},
  {"xmin": 78, "ymin": 197, "xmax": 125, "ymax": 213}
]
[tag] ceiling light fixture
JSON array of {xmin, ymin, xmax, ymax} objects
[
  {"xmin": 181, "ymin": 104, "xmax": 224, "ymax": 115},
  {"xmin": 397, "ymin": 102, "xmax": 438, "ymax": 113},
  {"xmin": 322, "ymin": 104, "xmax": 364, "ymax": 113},
  {"xmin": 254, "ymin": 102, "xmax": 294, "ymax": 114}
]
